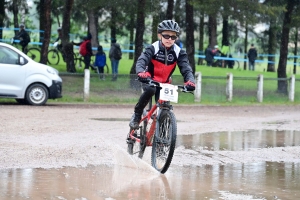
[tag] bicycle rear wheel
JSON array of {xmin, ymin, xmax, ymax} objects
[
  {"xmin": 27, "ymin": 48, "xmax": 41, "ymax": 63},
  {"xmin": 105, "ymin": 64, "xmax": 109, "ymax": 74},
  {"xmin": 47, "ymin": 49, "xmax": 60, "ymax": 65},
  {"xmin": 151, "ymin": 110, "xmax": 177, "ymax": 174},
  {"xmin": 74, "ymin": 58, "xmax": 85, "ymax": 72},
  {"xmin": 127, "ymin": 118, "xmax": 147, "ymax": 159}
]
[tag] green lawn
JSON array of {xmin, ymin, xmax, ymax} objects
[{"xmin": 1, "ymin": 53, "xmax": 299, "ymax": 105}]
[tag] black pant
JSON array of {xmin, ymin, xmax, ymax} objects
[
  {"xmin": 134, "ymin": 84, "xmax": 160, "ymax": 115},
  {"xmin": 84, "ymin": 56, "xmax": 91, "ymax": 69}
]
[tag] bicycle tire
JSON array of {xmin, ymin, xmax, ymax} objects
[
  {"xmin": 151, "ymin": 109, "xmax": 177, "ymax": 174},
  {"xmin": 74, "ymin": 58, "xmax": 85, "ymax": 72},
  {"xmin": 105, "ymin": 64, "xmax": 109, "ymax": 74},
  {"xmin": 26, "ymin": 48, "xmax": 41, "ymax": 63},
  {"xmin": 47, "ymin": 49, "xmax": 60, "ymax": 65},
  {"xmin": 127, "ymin": 118, "xmax": 147, "ymax": 158},
  {"xmin": 235, "ymin": 61, "xmax": 240, "ymax": 69}
]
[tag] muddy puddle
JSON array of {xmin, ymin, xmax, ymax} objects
[{"xmin": 0, "ymin": 130, "xmax": 299, "ymax": 200}]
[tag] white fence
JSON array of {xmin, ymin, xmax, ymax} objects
[{"xmin": 194, "ymin": 72, "xmax": 296, "ymax": 103}]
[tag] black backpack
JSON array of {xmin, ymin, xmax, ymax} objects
[
  {"xmin": 115, "ymin": 46, "xmax": 122, "ymax": 60},
  {"xmin": 23, "ymin": 32, "xmax": 31, "ymax": 44}
]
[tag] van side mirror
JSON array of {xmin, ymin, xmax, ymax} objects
[{"xmin": 19, "ymin": 57, "xmax": 25, "ymax": 65}]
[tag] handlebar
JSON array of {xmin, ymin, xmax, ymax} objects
[{"xmin": 137, "ymin": 77, "xmax": 194, "ymax": 94}]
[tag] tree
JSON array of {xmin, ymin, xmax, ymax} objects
[
  {"xmin": 130, "ymin": 0, "xmax": 146, "ymax": 75},
  {"xmin": 166, "ymin": 0, "xmax": 174, "ymax": 19},
  {"xmin": 40, "ymin": 0, "xmax": 51, "ymax": 65},
  {"xmin": 0, "ymin": 0, "xmax": 5, "ymax": 40},
  {"xmin": 277, "ymin": 0, "xmax": 299, "ymax": 94},
  {"xmin": 61, "ymin": 0, "xmax": 76, "ymax": 72},
  {"xmin": 185, "ymin": 0, "xmax": 195, "ymax": 72}
]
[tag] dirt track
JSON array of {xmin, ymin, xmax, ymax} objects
[{"xmin": 1, "ymin": 103, "xmax": 300, "ymax": 169}]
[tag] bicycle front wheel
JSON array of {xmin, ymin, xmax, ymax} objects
[
  {"xmin": 151, "ymin": 110, "xmax": 177, "ymax": 174},
  {"xmin": 47, "ymin": 49, "xmax": 60, "ymax": 65},
  {"xmin": 27, "ymin": 48, "xmax": 41, "ymax": 63},
  {"xmin": 127, "ymin": 119, "xmax": 147, "ymax": 159}
]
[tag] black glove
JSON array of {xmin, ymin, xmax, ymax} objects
[{"xmin": 184, "ymin": 80, "xmax": 195, "ymax": 91}]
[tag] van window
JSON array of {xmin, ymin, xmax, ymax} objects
[{"xmin": 0, "ymin": 46, "xmax": 20, "ymax": 64}]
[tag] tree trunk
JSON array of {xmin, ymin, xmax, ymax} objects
[
  {"xmin": 129, "ymin": 13, "xmax": 135, "ymax": 60},
  {"xmin": 13, "ymin": 0, "xmax": 18, "ymax": 36},
  {"xmin": 87, "ymin": 8, "xmax": 98, "ymax": 50},
  {"xmin": 267, "ymin": 20, "xmax": 276, "ymax": 72},
  {"xmin": 130, "ymin": 0, "xmax": 146, "ymax": 75},
  {"xmin": 197, "ymin": 15, "xmax": 204, "ymax": 65},
  {"xmin": 151, "ymin": 1, "xmax": 160, "ymax": 44},
  {"xmin": 0, "ymin": 0, "xmax": 4, "ymax": 40},
  {"xmin": 166, "ymin": 0, "xmax": 174, "ymax": 19},
  {"xmin": 222, "ymin": 16, "xmax": 229, "ymax": 46},
  {"xmin": 39, "ymin": 0, "xmax": 45, "ymax": 43},
  {"xmin": 277, "ymin": 0, "xmax": 296, "ymax": 94},
  {"xmin": 61, "ymin": 0, "xmax": 73, "ymax": 46},
  {"xmin": 40, "ymin": 0, "xmax": 51, "ymax": 65},
  {"xmin": 61, "ymin": 0, "xmax": 75, "ymax": 72},
  {"xmin": 208, "ymin": 15, "xmax": 217, "ymax": 47},
  {"xmin": 293, "ymin": 28, "xmax": 298, "ymax": 74},
  {"xmin": 244, "ymin": 23, "xmax": 248, "ymax": 70},
  {"xmin": 110, "ymin": 6, "xmax": 117, "ymax": 42},
  {"xmin": 185, "ymin": 0, "xmax": 195, "ymax": 72}
]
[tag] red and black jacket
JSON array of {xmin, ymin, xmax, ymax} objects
[{"xmin": 136, "ymin": 41, "xmax": 195, "ymax": 83}]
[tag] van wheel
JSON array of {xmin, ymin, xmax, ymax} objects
[{"xmin": 25, "ymin": 84, "xmax": 49, "ymax": 106}]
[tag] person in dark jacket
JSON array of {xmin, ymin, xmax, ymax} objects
[
  {"xmin": 247, "ymin": 44, "xmax": 257, "ymax": 71},
  {"xmin": 128, "ymin": 20, "xmax": 196, "ymax": 129},
  {"xmin": 73, "ymin": 33, "xmax": 93, "ymax": 70},
  {"xmin": 205, "ymin": 45, "xmax": 214, "ymax": 66},
  {"xmin": 14, "ymin": 24, "xmax": 30, "ymax": 53},
  {"xmin": 109, "ymin": 38, "xmax": 122, "ymax": 81}
]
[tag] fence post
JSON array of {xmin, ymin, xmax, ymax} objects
[
  {"xmin": 194, "ymin": 72, "xmax": 202, "ymax": 102},
  {"xmin": 289, "ymin": 75, "xmax": 295, "ymax": 102},
  {"xmin": 226, "ymin": 73, "xmax": 233, "ymax": 102},
  {"xmin": 84, "ymin": 69, "xmax": 90, "ymax": 101},
  {"xmin": 257, "ymin": 74, "xmax": 263, "ymax": 103}
]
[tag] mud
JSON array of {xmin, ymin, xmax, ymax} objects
[{"xmin": 0, "ymin": 104, "xmax": 300, "ymax": 199}]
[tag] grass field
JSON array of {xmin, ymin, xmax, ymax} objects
[
  {"xmin": 44, "ymin": 52, "xmax": 300, "ymax": 105},
  {"xmin": 1, "ymin": 51, "xmax": 300, "ymax": 105}
]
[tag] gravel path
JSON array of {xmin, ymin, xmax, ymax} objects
[{"xmin": 1, "ymin": 104, "xmax": 300, "ymax": 169}]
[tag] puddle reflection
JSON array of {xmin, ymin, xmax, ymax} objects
[
  {"xmin": 0, "ymin": 130, "xmax": 299, "ymax": 199},
  {"xmin": 0, "ymin": 162, "xmax": 299, "ymax": 199},
  {"xmin": 177, "ymin": 130, "xmax": 300, "ymax": 151}
]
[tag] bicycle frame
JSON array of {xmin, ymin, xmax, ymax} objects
[
  {"xmin": 129, "ymin": 82, "xmax": 178, "ymax": 146},
  {"xmin": 129, "ymin": 99, "xmax": 168, "ymax": 146}
]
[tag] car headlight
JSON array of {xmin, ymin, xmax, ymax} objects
[{"xmin": 47, "ymin": 67, "xmax": 58, "ymax": 75}]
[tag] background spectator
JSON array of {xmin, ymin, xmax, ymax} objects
[{"xmin": 247, "ymin": 44, "xmax": 258, "ymax": 71}]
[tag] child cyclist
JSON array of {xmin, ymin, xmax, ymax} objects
[{"xmin": 129, "ymin": 19, "xmax": 196, "ymax": 129}]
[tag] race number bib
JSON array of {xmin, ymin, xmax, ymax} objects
[{"xmin": 159, "ymin": 83, "xmax": 179, "ymax": 103}]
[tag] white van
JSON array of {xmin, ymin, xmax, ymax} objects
[{"xmin": 0, "ymin": 42, "xmax": 62, "ymax": 106}]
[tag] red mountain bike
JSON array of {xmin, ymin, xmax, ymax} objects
[{"xmin": 127, "ymin": 79, "xmax": 193, "ymax": 173}]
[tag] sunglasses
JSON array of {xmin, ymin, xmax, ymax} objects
[{"xmin": 161, "ymin": 34, "xmax": 177, "ymax": 40}]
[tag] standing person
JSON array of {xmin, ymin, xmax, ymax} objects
[
  {"xmin": 94, "ymin": 45, "xmax": 106, "ymax": 80},
  {"xmin": 14, "ymin": 24, "xmax": 30, "ymax": 53},
  {"xmin": 109, "ymin": 38, "xmax": 122, "ymax": 81},
  {"xmin": 54, "ymin": 27, "xmax": 66, "ymax": 61},
  {"xmin": 211, "ymin": 45, "xmax": 221, "ymax": 67},
  {"xmin": 73, "ymin": 33, "xmax": 93, "ymax": 70},
  {"xmin": 204, "ymin": 45, "xmax": 214, "ymax": 66},
  {"xmin": 247, "ymin": 44, "xmax": 257, "ymax": 71},
  {"xmin": 128, "ymin": 19, "xmax": 195, "ymax": 130}
]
